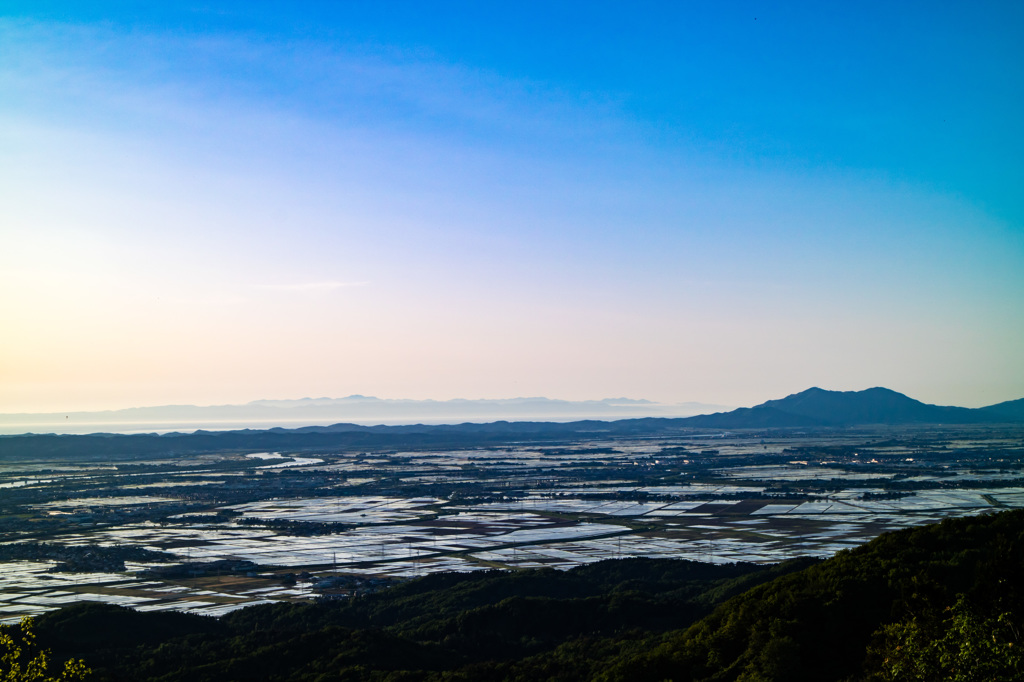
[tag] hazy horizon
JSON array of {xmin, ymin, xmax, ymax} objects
[
  {"xmin": 3, "ymin": 385, "xmax": 1022, "ymax": 436},
  {"xmin": 5, "ymin": 384, "xmax": 1021, "ymax": 416},
  {"xmin": 0, "ymin": 393, "xmax": 738, "ymax": 435},
  {"xmin": 3, "ymin": 2, "xmax": 1022, "ymax": 414}
]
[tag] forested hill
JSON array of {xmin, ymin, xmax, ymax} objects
[{"xmin": 24, "ymin": 509, "xmax": 1024, "ymax": 681}]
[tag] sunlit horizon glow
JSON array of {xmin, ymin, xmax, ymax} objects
[{"xmin": 2, "ymin": 2, "xmax": 1022, "ymax": 414}]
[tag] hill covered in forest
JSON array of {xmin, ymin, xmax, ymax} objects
[{"xmin": 19, "ymin": 509, "xmax": 1024, "ymax": 681}]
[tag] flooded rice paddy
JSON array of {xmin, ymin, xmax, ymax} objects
[{"xmin": 1, "ymin": 425, "xmax": 1022, "ymax": 622}]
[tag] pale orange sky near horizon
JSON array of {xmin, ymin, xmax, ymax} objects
[{"xmin": 2, "ymin": 6, "xmax": 1022, "ymax": 415}]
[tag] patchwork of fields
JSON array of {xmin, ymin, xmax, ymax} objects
[{"xmin": 1, "ymin": 425, "xmax": 1021, "ymax": 621}]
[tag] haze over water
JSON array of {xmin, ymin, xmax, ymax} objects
[{"xmin": 0, "ymin": 396, "xmax": 732, "ymax": 435}]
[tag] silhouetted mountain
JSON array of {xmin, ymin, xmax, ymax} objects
[
  {"xmin": 679, "ymin": 386, "xmax": 1020, "ymax": 428},
  {"xmin": 979, "ymin": 396, "xmax": 1024, "ymax": 422},
  {"xmin": 763, "ymin": 386, "xmax": 982, "ymax": 423},
  {"xmin": 676, "ymin": 405, "xmax": 828, "ymax": 428},
  {"xmin": 2, "ymin": 388, "xmax": 1021, "ymax": 460}
]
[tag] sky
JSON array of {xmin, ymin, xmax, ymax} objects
[{"xmin": 1, "ymin": 1, "xmax": 1022, "ymax": 413}]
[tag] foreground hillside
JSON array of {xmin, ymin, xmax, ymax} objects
[{"xmin": 22, "ymin": 510, "xmax": 1024, "ymax": 681}]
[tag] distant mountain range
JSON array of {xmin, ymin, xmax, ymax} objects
[
  {"xmin": 0, "ymin": 396, "xmax": 732, "ymax": 436},
  {"xmin": 276, "ymin": 387, "xmax": 1023, "ymax": 431},
  {"xmin": 1, "ymin": 387, "xmax": 1022, "ymax": 460}
]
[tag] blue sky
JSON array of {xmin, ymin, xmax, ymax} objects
[{"xmin": 1, "ymin": 1, "xmax": 1022, "ymax": 411}]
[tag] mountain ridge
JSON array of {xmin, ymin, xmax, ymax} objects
[
  {"xmin": 679, "ymin": 385, "xmax": 1018, "ymax": 428},
  {"xmin": 1, "ymin": 388, "xmax": 1022, "ymax": 458}
]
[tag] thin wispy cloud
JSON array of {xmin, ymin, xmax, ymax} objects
[
  {"xmin": 0, "ymin": 17, "xmax": 616, "ymax": 156},
  {"xmin": 256, "ymin": 281, "xmax": 368, "ymax": 292}
]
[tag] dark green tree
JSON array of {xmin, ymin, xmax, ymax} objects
[
  {"xmin": 0, "ymin": 618, "xmax": 89, "ymax": 682},
  {"xmin": 874, "ymin": 595, "xmax": 1022, "ymax": 682}
]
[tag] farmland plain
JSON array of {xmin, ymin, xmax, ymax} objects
[{"xmin": 1, "ymin": 424, "xmax": 1021, "ymax": 622}]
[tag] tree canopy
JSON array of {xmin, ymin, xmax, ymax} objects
[{"xmin": 24, "ymin": 510, "xmax": 1024, "ymax": 681}]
